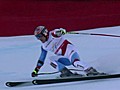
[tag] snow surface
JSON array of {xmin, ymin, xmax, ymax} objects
[{"xmin": 1, "ymin": 26, "xmax": 120, "ymax": 90}]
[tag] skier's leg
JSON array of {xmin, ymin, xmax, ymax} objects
[
  {"xmin": 71, "ymin": 52, "xmax": 90, "ymax": 70},
  {"xmin": 49, "ymin": 56, "xmax": 74, "ymax": 77},
  {"xmin": 71, "ymin": 52, "xmax": 100, "ymax": 75}
]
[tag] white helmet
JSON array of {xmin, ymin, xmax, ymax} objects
[{"xmin": 34, "ymin": 26, "xmax": 48, "ymax": 39}]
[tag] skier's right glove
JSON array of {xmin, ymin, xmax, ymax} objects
[{"xmin": 31, "ymin": 67, "xmax": 39, "ymax": 77}]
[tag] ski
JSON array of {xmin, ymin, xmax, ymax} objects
[
  {"xmin": 32, "ymin": 73, "xmax": 120, "ymax": 85},
  {"xmin": 6, "ymin": 74, "xmax": 120, "ymax": 87},
  {"xmin": 5, "ymin": 81, "xmax": 32, "ymax": 87}
]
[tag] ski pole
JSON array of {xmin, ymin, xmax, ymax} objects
[
  {"xmin": 37, "ymin": 69, "xmax": 83, "ymax": 75},
  {"xmin": 67, "ymin": 31, "xmax": 120, "ymax": 38}
]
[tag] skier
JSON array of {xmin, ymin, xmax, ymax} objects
[{"xmin": 31, "ymin": 26, "xmax": 100, "ymax": 77}]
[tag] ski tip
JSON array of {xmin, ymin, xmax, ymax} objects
[
  {"xmin": 5, "ymin": 82, "xmax": 12, "ymax": 87},
  {"xmin": 32, "ymin": 80, "xmax": 37, "ymax": 85},
  {"xmin": 5, "ymin": 82, "xmax": 26, "ymax": 87}
]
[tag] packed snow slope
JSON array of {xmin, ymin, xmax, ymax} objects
[{"xmin": 1, "ymin": 26, "xmax": 120, "ymax": 90}]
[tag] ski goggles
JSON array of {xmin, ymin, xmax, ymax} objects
[{"xmin": 35, "ymin": 34, "xmax": 43, "ymax": 39}]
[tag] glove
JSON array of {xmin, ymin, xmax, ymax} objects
[
  {"xmin": 55, "ymin": 28, "xmax": 66, "ymax": 36},
  {"xmin": 31, "ymin": 70, "xmax": 38, "ymax": 77},
  {"xmin": 31, "ymin": 67, "xmax": 39, "ymax": 77},
  {"xmin": 59, "ymin": 28, "xmax": 66, "ymax": 35}
]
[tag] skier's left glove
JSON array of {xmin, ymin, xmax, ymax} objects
[
  {"xmin": 31, "ymin": 67, "xmax": 39, "ymax": 77},
  {"xmin": 59, "ymin": 28, "xmax": 66, "ymax": 35},
  {"xmin": 55, "ymin": 28, "xmax": 66, "ymax": 36}
]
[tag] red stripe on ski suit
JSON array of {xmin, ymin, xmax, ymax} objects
[{"xmin": 55, "ymin": 40, "xmax": 71, "ymax": 55}]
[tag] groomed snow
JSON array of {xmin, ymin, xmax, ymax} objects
[{"xmin": 1, "ymin": 26, "xmax": 120, "ymax": 90}]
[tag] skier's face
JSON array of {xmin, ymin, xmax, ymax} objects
[
  {"xmin": 39, "ymin": 35, "xmax": 47, "ymax": 43},
  {"xmin": 35, "ymin": 33, "xmax": 47, "ymax": 43}
]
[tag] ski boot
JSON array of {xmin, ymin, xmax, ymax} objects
[
  {"xmin": 60, "ymin": 67, "xmax": 84, "ymax": 78},
  {"xmin": 85, "ymin": 67, "xmax": 107, "ymax": 76},
  {"xmin": 60, "ymin": 67, "xmax": 74, "ymax": 78}
]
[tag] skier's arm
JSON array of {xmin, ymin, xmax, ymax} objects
[
  {"xmin": 31, "ymin": 46, "xmax": 47, "ymax": 77},
  {"xmin": 51, "ymin": 28, "xmax": 66, "ymax": 37},
  {"xmin": 37, "ymin": 46, "xmax": 47, "ymax": 67}
]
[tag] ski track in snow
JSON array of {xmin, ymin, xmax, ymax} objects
[{"xmin": 1, "ymin": 26, "xmax": 120, "ymax": 90}]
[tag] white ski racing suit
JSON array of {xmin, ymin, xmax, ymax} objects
[{"xmin": 37, "ymin": 29, "xmax": 90, "ymax": 71}]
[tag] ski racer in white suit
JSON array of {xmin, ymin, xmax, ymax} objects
[{"xmin": 31, "ymin": 26, "xmax": 99, "ymax": 77}]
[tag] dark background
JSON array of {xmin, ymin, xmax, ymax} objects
[{"xmin": 0, "ymin": 0, "xmax": 120, "ymax": 36}]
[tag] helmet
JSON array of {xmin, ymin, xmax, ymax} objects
[{"xmin": 34, "ymin": 26, "xmax": 48, "ymax": 39}]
